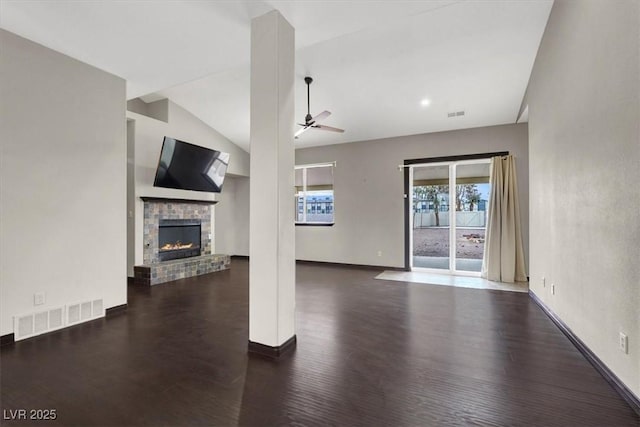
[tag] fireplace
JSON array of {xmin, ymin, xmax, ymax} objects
[{"xmin": 158, "ymin": 219, "xmax": 201, "ymax": 261}]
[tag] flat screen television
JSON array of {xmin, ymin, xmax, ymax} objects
[{"xmin": 153, "ymin": 137, "xmax": 230, "ymax": 193}]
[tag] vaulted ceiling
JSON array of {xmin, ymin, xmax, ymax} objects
[{"xmin": 0, "ymin": 0, "xmax": 553, "ymax": 151}]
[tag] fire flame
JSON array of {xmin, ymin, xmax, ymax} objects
[{"xmin": 160, "ymin": 241, "xmax": 195, "ymax": 251}]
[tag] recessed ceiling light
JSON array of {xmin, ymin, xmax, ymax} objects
[{"xmin": 420, "ymin": 99, "xmax": 431, "ymax": 107}]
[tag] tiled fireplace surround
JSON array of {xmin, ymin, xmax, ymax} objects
[{"xmin": 134, "ymin": 200, "xmax": 230, "ymax": 286}]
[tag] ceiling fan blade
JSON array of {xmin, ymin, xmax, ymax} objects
[
  {"xmin": 314, "ymin": 124, "xmax": 345, "ymax": 133},
  {"xmin": 294, "ymin": 126, "xmax": 311, "ymax": 139},
  {"xmin": 310, "ymin": 110, "xmax": 331, "ymax": 123}
]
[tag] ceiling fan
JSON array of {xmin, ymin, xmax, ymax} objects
[{"xmin": 294, "ymin": 76, "xmax": 345, "ymax": 139}]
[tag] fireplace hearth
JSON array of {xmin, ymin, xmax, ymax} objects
[{"xmin": 158, "ymin": 219, "xmax": 201, "ymax": 261}]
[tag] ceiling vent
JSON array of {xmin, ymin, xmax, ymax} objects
[{"xmin": 448, "ymin": 111, "xmax": 465, "ymax": 118}]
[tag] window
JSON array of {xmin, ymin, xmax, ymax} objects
[{"xmin": 295, "ymin": 163, "xmax": 335, "ymax": 225}]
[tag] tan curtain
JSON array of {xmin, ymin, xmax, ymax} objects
[{"xmin": 482, "ymin": 155, "xmax": 527, "ymax": 283}]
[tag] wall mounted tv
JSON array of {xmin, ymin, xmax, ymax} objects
[{"xmin": 153, "ymin": 137, "xmax": 230, "ymax": 193}]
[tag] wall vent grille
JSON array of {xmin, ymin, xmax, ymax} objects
[
  {"xmin": 50, "ymin": 308, "xmax": 63, "ymax": 329},
  {"xmin": 67, "ymin": 298, "xmax": 104, "ymax": 326},
  {"xmin": 68, "ymin": 304, "xmax": 80, "ymax": 324},
  {"xmin": 14, "ymin": 306, "xmax": 65, "ymax": 341},
  {"xmin": 17, "ymin": 315, "xmax": 33, "ymax": 338},
  {"xmin": 448, "ymin": 111, "xmax": 465, "ymax": 117},
  {"xmin": 13, "ymin": 299, "xmax": 104, "ymax": 341},
  {"xmin": 34, "ymin": 311, "xmax": 48, "ymax": 334},
  {"xmin": 80, "ymin": 302, "xmax": 92, "ymax": 321},
  {"xmin": 92, "ymin": 300, "xmax": 104, "ymax": 317}
]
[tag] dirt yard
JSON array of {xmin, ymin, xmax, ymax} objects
[{"xmin": 413, "ymin": 227, "xmax": 485, "ymax": 259}]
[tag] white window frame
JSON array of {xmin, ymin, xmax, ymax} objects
[{"xmin": 295, "ymin": 162, "xmax": 336, "ymax": 225}]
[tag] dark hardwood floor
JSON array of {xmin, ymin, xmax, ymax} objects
[{"xmin": 2, "ymin": 259, "xmax": 638, "ymax": 426}]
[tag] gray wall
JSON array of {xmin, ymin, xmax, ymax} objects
[
  {"xmin": 214, "ymin": 177, "xmax": 237, "ymax": 255},
  {"xmin": 234, "ymin": 177, "xmax": 250, "ymax": 256},
  {"xmin": 0, "ymin": 30, "xmax": 127, "ymax": 335},
  {"xmin": 127, "ymin": 120, "xmax": 135, "ymax": 280},
  {"xmin": 214, "ymin": 176, "xmax": 250, "ymax": 257},
  {"xmin": 126, "ymin": 100, "xmax": 249, "ymax": 274},
  {"xmin": 295, "ymin": 123, "xmax": 529, "ymax": 268},
  {"xmin": 526, "ymin": 0, "xmax": 639, "ymax": 396},
  {"xmin": 126, "ymin": 98, "xmax": 169, "ymax": 122}
]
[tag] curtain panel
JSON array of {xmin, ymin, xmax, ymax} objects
[{"xmin": 482, "ymin": 155, "xmax": 527, "ymax": 283}]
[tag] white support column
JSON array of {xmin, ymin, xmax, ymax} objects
[{"xmin": 248, "ymin": 10, "xmax": 296, "ymax": 355}]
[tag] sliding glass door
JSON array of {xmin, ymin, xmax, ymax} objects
[
  {"xmin": 411, "ymin": 164, "xmax": 451, "ymax": 270},
  {"xmin": 454, "ymin": 162, "xmax": 490, "ymax": 272},
  {"xmin": 410, "ymin": 159, "xmax": 490, "ymax": 275}
]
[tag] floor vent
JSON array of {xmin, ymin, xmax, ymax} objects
[{"xmin": 13, "ymin": 299, "xmax": 104, "ymax": 341}]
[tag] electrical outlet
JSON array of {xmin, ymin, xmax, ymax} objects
[
  {"xmin": 542, "ymin": 276, "xmax": 546, "ymax": 287},
  {"xmin": 619, "ymin": 333, "xmax": 628, "ymax": 354},
  {"xmin": 377, "ymin": 250, "xmax": 382, "ymax": 257},
  {"xmin": 551, "ymin": 284, "xmax": 555, "ymax": 295},
  {"xmin": 34, "ymin": 293, "xmax": 45, "ymax": 306}
]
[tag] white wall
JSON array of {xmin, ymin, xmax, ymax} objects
[
  {"xmin": 0, "ymin": 30, "xmax": 127, "ymax": 336},
  {"xmin": 126, "ymin": 101, "xmax": 249, "ymax": 274},
  {"xmin": 295, "ymin": 123, "xmax": 528, "ymax": 268},
  {"xmin": 526, "ymin": 0, "xmax": 639, "ymax": 397}
]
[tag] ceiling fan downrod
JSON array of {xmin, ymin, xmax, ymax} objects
[{"xmin": 305, "ymin": 76, "xmax": 313, "ymax": 123}]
